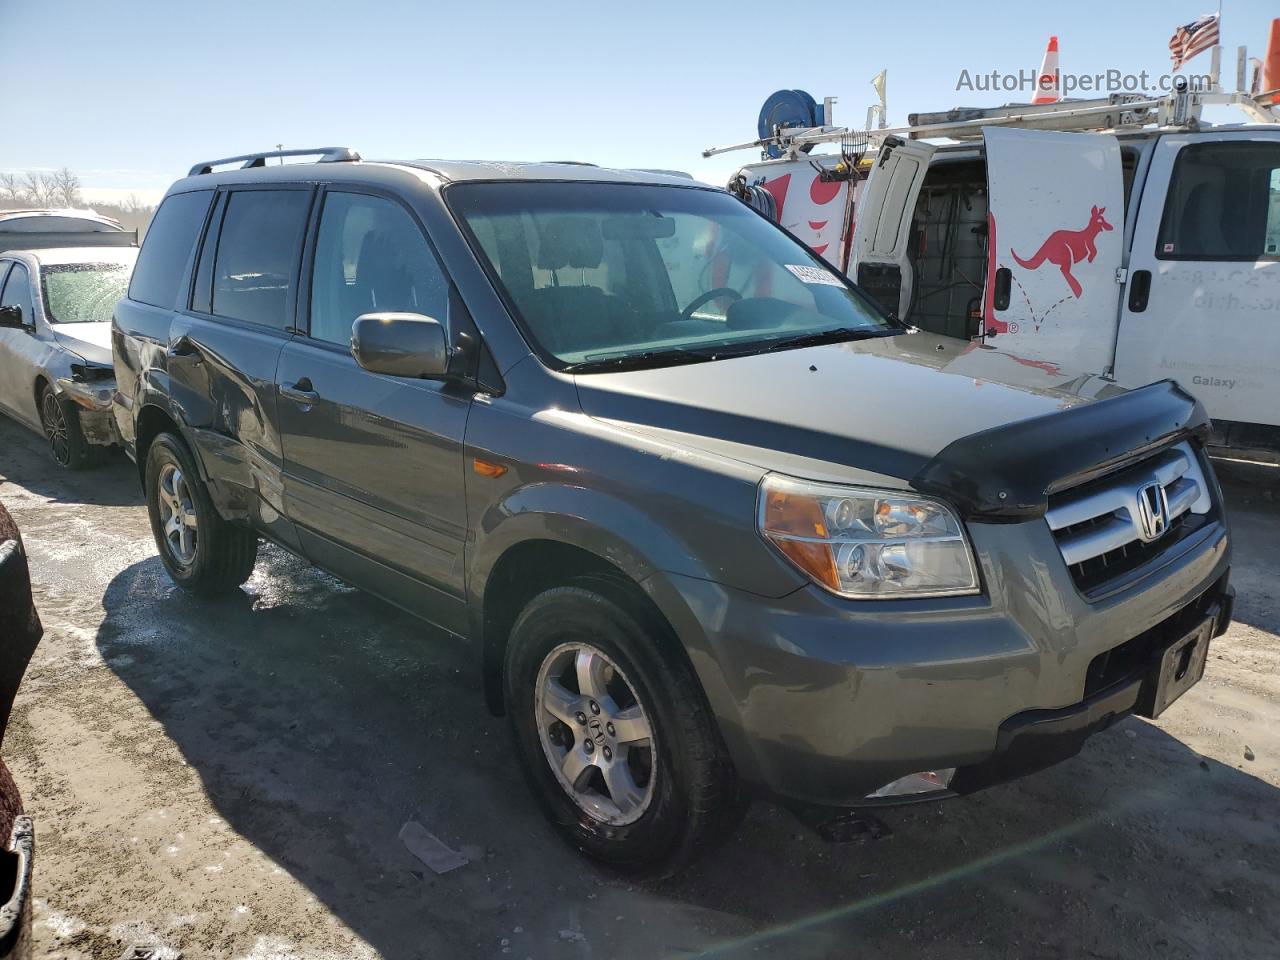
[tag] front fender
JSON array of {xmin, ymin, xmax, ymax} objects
[{"xmin": 468, "ymin": 480, "xmax": 714, "ymax": 606}]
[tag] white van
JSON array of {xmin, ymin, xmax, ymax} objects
[{"xmin": 719, "ymin": 92, "xmax": 1280, "ymax": 464}]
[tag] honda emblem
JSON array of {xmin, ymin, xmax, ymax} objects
[{"xmin": 1136, "ymin": 482, "xmax": 1171, "ymax": 542}]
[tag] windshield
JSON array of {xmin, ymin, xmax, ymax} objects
[
  {"xmin": 41, "ymin": 262, "xmax": 131, "ymax": 324},
  {"xmin": 448, "ymin": 182, "xmax": 895, "ymax": 371}
]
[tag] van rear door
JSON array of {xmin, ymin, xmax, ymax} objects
[
  {"xmin": 982, "ymin": 127, "xmax": 1125, "ymax": 373},
  {"xmin": 848, "ymin": 139, "xmax": 936, "ymax": 319},
  {"xmin": 1113, "ymin": 132, "xmax": 1280, "ymax": 430}
]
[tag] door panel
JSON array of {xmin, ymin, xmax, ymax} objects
[
  {"xmin": 276, "ymin": 341, "xmax": 470, "ymax": 624},
  {"xmin": 166, "ymin": 314, "xmax": 293, "ymax": 541},
  {"xmin": 983, "ymin": 127, "xmax": 1125, "ymax": 373},
  {"xmin": 848, "ymin": 140, "xmax": 936, "ymax": 318},
  {"xmin": 278, "ymin": 189, "xmax": 470, "ymax": 630},
  {"xmin": 1114, "ymin": 133, "xmax": 1280, "ymax": 427}
]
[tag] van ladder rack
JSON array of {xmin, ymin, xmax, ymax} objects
[
  {"xmin": 188, "ymin": 147, "xmax": 360, "ymax": 177},
  {"xmin": 703, "ymin": 91, "xmax": 1279, "ymax": 159}
]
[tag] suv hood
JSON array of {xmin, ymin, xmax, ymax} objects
[
  {"xmin": 574, "ymin": 330, "xmax": 1127, "ymax": 488},
  {"xmin": 48, "ymin": 322, "xmax": 113, "ymax": 368}
]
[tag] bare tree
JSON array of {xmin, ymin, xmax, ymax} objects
[
  {"xmin": 48, "ymin": 167, "xmax": 83, "ymax": 208},
  {"xmin": 21, "ymin": 171, "xmax": 54, "ymax": 206},
  {"xmin": 0, "ymin": 173, "xmax": 23, "ymax": 206}
]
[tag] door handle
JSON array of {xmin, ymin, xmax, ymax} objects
[
  {"xmin": 280, "ymin": 377, "xmax": 319, "ymax": 405},
  {"xmin": 992, "ymin": 267, "xmax": 1012, "ymax": 312},
  {"xmin": 1128, "ymin": 269, "xmax": 1152, "ymax": 313},
  {"xmin": 166, "ymin": 335, "xmax": 202, "ymax": 362}
]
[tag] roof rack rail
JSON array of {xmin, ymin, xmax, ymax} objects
[{"xmin": 188, "ymin": 147, "xmax": 360, "ymax": 177}]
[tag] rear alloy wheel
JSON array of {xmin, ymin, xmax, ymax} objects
[
  {"xmin": 144, "ymin": 431, "xmax": 258, "ymax": 593},
  {"xmin": 39, "ymin": 384, "xmax": 100, "ymax": 470},
  {"xmin": 155, "ymin": 462, "xmax": 199, "ymax": 567}
]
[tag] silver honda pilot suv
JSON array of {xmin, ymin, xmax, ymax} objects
[{"xmin": 111, "ymin": 148, "xmax": 1233, "ymax": 874}]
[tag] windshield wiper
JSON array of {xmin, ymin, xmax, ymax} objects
[
  {"xmin": 562, "ymin": 346, "xmax": 722, "ymax": 374},
  {"xmin": 741, "ymin": 326, "xmax": 899, "ymax": 355}
]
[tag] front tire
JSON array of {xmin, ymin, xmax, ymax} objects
[
  {"xmin": 505, "ymin": 584, "xmax": 739, "ymax": 876},
  {"xmin": 39, "ymin": 384, "xmax": 103, "ymax": 470},
  {"xmin": 144, "ymin": 432, "xmax": 257, "ymax": 593}
]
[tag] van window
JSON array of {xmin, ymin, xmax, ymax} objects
[
  {"xmin": 128, "ymin": 191, "xmax": 212, "ymax": 308},
  {"xmin": 212, "ymin": 190, "xmax": 312, "ymax": 329},
  {"xmin": 308, "ymin": 192, "xmax": 448, "ymax": 345},
  {"xmin": 1157, "ymin": 141, "xmax": 1280, "ymax": 260}
]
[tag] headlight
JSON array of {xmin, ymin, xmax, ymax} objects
[
  {"xmin": 758, "ymin": 475, "xmax": 979, "ymax": 599},
  {"xmin": 56, "ymin": 377, "xmax": 115, "ymax": 411}
]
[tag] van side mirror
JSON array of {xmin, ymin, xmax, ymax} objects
[
  {"xmin": 350, "ymin": 312, "xmax": 451, "ymax": 379},
  {"xmin": 0, "ymin": 305, "xmax": 24, "ymax": 329}
]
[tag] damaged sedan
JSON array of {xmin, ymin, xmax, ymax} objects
[{"xmin": 0, "ymin": 247, "xmax": 133, "ymax": 468}]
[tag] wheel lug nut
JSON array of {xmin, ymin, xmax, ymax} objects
[
  {"xmin": 602, "ymin": 746, "xmax": 612, "ymax": 761},
  {"xmin": 589, "ymin": 701, "xmax": 600, "ymax": 715},
  {"xmin": 583, "ymin": 739, "xmax": 594, "ymax": 754},
  {"xmin": 606, "ymin": 722, "xmax": 615, "ymax": 737},
  {"xmin": 575, "ymin": 712, "xmax": 587, "ymax": 725}
]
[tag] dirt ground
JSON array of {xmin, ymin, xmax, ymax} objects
[{"xmin": 0, "ymin": 416, "xmax": 1277, "ymax": 960}]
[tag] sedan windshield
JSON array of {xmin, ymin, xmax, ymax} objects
[
  {"xmin": 448, "ymin": 181, "xmax": 895, "ymax": 371},
  {"xmin": 41, "ymin": 263, "xmax": 131, "ymax": 324}
]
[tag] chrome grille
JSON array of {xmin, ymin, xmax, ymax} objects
[{"xmin": 1046, "ymin": 442, "xmax": 1213, "ymax": 586}]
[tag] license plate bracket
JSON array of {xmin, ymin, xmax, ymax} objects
[{"xmin": 1137, "ymin": 616, "xmax": 1213, "ymax": 719}]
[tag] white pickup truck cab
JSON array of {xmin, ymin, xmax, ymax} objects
[{"xmin": 722, "ymin": 92, "xmax": 1280, "ymax": 465}]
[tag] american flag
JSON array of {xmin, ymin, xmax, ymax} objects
[{"xmin": 1169, "ymin": 13, "xmax": 1221, "ymax": 71}]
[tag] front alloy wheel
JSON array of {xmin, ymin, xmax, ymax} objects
[
  {"xmin": 535, "ymin": 642, "xmax": 656, "ymax": 826},
  {"xmin": 506, "ymin": 585, "xmax": 740, "ymax": 876}
]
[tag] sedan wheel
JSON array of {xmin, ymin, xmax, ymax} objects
[
  {"xmin": 534, "ymin": 641, "xmax": 656, "ymax": 826},
  {"xmin": 40, "ymin": 389, "xmax": 71, "ymax": 467}
]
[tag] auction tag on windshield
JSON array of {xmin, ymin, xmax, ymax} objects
[{"xmin": 785, "ymin": 264, "xmax": 844, "ymax": 286}]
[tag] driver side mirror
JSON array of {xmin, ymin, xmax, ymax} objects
[
  {"xmin": 0, "ymin": 305, "xmax": 24, "ymax": 329},
  {"xmin": 350, "ymin": 312, "xmax": 451, "ymax": 379}
]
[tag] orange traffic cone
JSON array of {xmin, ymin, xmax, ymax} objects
[
  {"xmin": 1261, "ymin": 19, "xmax": 1280, "ymax": 105},
  {"xmin": 1032, "ymin": 36, "xmax": 1061, "ymax": 104}
]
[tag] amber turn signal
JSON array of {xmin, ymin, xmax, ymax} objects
[
  {"xmin": 761, "ymin": 486, "xmax": 839, "ymax": 590},
  {"xmin": 473, "ymin": 458, "xmax": 508, "ymax": 478}
]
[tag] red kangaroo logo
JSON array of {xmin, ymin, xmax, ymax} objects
[{"xmin": 1010, "ymin": 205, "xmax": 1113, "ymax": 298}]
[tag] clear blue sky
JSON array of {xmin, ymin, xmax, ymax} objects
[{"xmin": 2, "ymin": 0, "xmax": 1275, "ymax": 203}]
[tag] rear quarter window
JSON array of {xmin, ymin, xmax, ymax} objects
[{"xmin": 128, "ymin": 191, "xmax": 213, "ymax": 308}]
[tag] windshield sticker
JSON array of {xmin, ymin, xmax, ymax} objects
[{"xmin": 785, "ymin": 264, "xmax": 844, "ymax": 286}]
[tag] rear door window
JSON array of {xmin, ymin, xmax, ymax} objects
[
  {"xmin": 1157, "ymin": 141, "xmax": 1280, "ymax": 260},
  {"xmin": 128, "ymin": 191, "xmax": 213, "ymax": 308},
  {"xmin": 211, "ymin": 190, "xmax": 312, "ymax": 329}
]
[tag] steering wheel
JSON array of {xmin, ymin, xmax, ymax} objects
[{"xmin": 679, "ymin": 287, "xmax": 742, "ymax": 322}]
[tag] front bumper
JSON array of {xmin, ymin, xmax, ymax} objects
[
  {"xmin": 651, "ymin": 510, "xmax": 1231, "ymax": 808},
  {"xmin": 949, "ymin": 587, "xmax": 1230, "ymax": 797}
]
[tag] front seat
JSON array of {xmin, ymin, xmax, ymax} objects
[{"xmin": 522, "ymin": 217, "xmax": 620, "ymax": 355}]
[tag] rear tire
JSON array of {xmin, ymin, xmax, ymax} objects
[
  {"xmin": 39, "ymin": 384, "xmax": 104, "ymax": 470},
  {"xmin": 145, "ymin": 432, "xmax": 257, "ymax": 593},
  {"xmin": 504, "ymin": 584, "xmax": 739, "ymax": 877}
]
